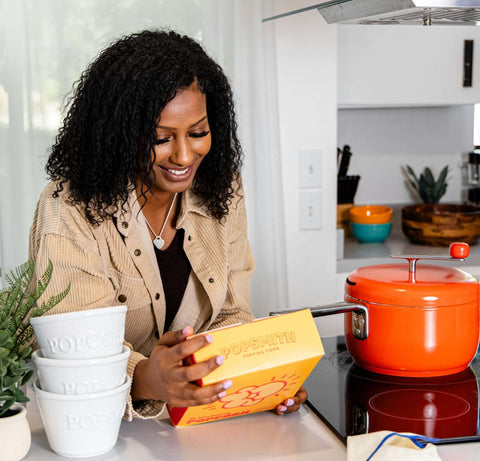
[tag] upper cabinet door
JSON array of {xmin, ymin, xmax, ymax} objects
[{"xmin": 338, "ymin": 25, "xmax": 480, "ymax": 107}]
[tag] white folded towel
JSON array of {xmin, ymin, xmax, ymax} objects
[{"xmin": 347, "ymin": 431, "xmax": 442, "ymax": 461}]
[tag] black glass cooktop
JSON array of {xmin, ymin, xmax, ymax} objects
[{"xmin": 304, "ymin": 336, "xmax": 480, "ymax": 445}]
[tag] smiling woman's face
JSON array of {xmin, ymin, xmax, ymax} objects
[{"xmin": 146, "ymin": 81, "xmax": 211, "ymax": 196}]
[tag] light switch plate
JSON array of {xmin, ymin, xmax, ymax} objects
[
  {"xmin": 299, "ymin": 190, "xmax": 322, "ymax": 230},
  {"xmin": 299, "ymin": 150, "xmax": 322, "ymax": 189}
]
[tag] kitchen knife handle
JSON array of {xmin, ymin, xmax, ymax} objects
[{"xmin": 338, "ymin": 149, "xmax": 351, "ymax": 177}]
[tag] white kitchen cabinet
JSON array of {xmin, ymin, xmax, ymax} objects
[{"xmin": 338, "ymin": 25, "xmax": 480, "ymax": 107}]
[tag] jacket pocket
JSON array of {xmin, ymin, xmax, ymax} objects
[{"xmin": 109, "ymin": 269, "xmax": 151, "ymax": 310}]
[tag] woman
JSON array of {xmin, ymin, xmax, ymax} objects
[{"xmin": 29, "ymin": 30, "xmax": 307, "ymax": 420}]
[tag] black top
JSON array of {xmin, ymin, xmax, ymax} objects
[{"xmin": 154, "ymin": 229, "xmax": 191, "ymax": 333}]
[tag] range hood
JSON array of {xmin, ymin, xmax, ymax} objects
[{"xmin": 263, "ymin": 1, "xmax": 480, "ymax": 26}]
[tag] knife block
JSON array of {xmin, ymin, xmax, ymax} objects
[{"xmin": 337, "ymin": 203, "xmax": 354, "ymax": 237}]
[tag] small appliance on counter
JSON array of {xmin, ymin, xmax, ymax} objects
[{"xmin": 467, "ymin": 146, "xmax": 480, "ymax": 205}]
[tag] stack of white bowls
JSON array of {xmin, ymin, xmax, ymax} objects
[{"xmin": 30, "ymin": 305, "xmax": 130, "ymax": 458}]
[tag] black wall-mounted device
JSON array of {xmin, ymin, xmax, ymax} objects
[{"xmin": 464, "ymin": 39, "xmax": 474, "ymax": 88}]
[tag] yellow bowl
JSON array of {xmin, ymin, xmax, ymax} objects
[{"xmin": 349, "ymin": 205, "xmax": 393, "ymax": 225}]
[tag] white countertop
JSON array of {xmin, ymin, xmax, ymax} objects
[
  {"xmin": 25, "ymin": 393, "xmax": 346, "ymax": 461},
  {"xmin": 24, "ymin": 382, "xmax": 480, "ymax": 460}
]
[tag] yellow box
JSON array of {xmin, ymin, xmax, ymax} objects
[{"xmin": 167, "ymin": 309, "xmax": 324, "ymax": 426}]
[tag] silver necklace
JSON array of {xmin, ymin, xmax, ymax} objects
[{"xmin": 144, "ymin": 193, "xmax": 178, "ymax": 250}]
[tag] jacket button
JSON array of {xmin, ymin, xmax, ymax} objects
[
  {"xmin": 155, "ymin": 293, "xmax": 160, "ymax": 300},
  {"xmin": 188, "ymin": 235, "xmax": 192, "ymax": 241},
  {"xmin": 134, "ymin": 249, "xmax": 141, "ymax": 256},
  {"xmin": 121, "ymin": 222, "xmax": 128, "ymax": 229},
  {"xmin": 118, "ymin": 294, "xmax": 127, "ymax": 303},
  {"xmin": 209, "ymin": 277, "xmax": 214, "ymax": 283}
]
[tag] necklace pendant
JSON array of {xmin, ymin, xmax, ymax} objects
[
  {"xmin": 154, "ymin": 236, "xmax": 165, "ymax": 250},
  {"xmin": 144, "ymin": 192, "xmax": 177, "ymax": 251}
]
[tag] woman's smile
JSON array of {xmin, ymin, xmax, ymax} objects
[{"xmin": 159, "ymin": 165, "xmax": 194, "ymax": 182}]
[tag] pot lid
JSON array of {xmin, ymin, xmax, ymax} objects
[{"xmin": 345, "ymin": 262, "xmax": 478, "ymax": 307}]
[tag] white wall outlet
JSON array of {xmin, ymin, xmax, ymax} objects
[
  {"xmin": 299, "ymin": 150, "xmax": 322, "ymax": 188},
  {"xmin": 299, "ymin": 190, "xmax": 322, "ymax": 230}
]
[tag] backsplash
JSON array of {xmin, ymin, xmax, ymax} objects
[{"xmin": 337, "ymin": 105, "xmax": 475, "ymax": 205}]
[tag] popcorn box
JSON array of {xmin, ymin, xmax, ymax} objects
[{"xmin": 167, "ymin": 309, "xmax": 324, "ymax": 426}]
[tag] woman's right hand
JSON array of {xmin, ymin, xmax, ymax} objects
[{"xmin": 131, "ymin": 326, "xmax": 232, "ymax": 407}]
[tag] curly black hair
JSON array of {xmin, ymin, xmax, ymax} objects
[{"xmin": 46, "ymin": 29, "xmax": 243, "ymax": 224}]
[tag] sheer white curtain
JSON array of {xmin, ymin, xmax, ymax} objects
[
  {"xmin": 230, "ymin": 1, "xmax": 289, "ymax": 316},
  {"xmin": 0, "ymin": 0, "xmax": 287, "ymax": 316}
]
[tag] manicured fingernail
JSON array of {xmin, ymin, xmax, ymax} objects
[
  {"xmin": 216, "ymin": 355, "xmax": 225, "ymax": 366},
  {"xmin": 222, "ymin": 380, "xmax": 233, "ymax": 390},
  {"xmin": 205, "ymin": 334, "xmax": 213, "ymax": 343},
  {"xmin": 279, "ymin": 405, "xmax": 287, "ymax": 412},
  {"xmin": 218, "ymin": 391, "xmax": 227, "ymax": 398},
  {"xmin": 286, "ymin": 399, "xmax": 294, "ymax": 406},
  {"xmin": 182, "ymin": 326, "xmax": 192, "ymax": 335}
]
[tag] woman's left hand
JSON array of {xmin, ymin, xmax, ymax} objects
[{"xmin": 275, "ymin": 386, "xmax": 307, "ymax": 415}]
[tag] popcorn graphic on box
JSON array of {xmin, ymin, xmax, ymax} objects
[{"xmin": 167, "ymin": 309, "xmax": 324, "ymax": 426}]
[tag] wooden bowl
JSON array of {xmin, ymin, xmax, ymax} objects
[{"xmin": 402, "ymin": 204, "xmax": 480, "ymax": 246}]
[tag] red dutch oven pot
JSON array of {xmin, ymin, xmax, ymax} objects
[{"xmin": 272, "ymin": 243, "xmax": 480, "ymax": 377}]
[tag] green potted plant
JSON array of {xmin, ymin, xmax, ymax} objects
[
  {"xmin": 405, "ymin": 165, "xmax": 449, "ymax": 204},
  {"xmin": 0, "ymin": 259, "xmax": 69, "ymax": 460},
  {"xmin": 402, "ymin": 164, "xmax": 480, "ymax": 246}
]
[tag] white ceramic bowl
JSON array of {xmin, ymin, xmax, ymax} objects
[
  {"xmin": 32, "ymin": 345, "xmax": 130, "ymax": 394},
  {"xmin": 30, "ymin": 305, "xmax": 127, "ymax": 359},
  {"xmin": 33, "ymin": 376, "xmax": 130, "ymax": 458}
]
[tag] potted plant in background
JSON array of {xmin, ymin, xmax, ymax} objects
[
  {"xmin": 0, "ymin": 259, "xmax": 69, "ymax": 461},
  {"xmin": 402, "ymin": 164, "xmax": 480, "ymax": 246},
  {"xmin": 405, "ymin": 165, "xmax": 449, "ymax": 204}
]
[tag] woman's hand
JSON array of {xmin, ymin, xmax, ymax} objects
[
  {"xmin": 131, "ymin": 326, "xmax": 232, "ymax": 407},
  {"xmin": 275, "ymin": 386, "xmax": 307, "ymax": 415}
]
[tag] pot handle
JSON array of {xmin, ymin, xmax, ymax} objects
[{"xmin": 270, "ymin": 302, "xmax": 368, "ymax": 340}]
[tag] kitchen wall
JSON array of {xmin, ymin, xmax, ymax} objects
[
  {"xmin": 271, "ymin": 1, "xmax": 339, "ymax": 324},
  {"xmin": 338, "ymin": 105, "xmax": 475, "ymax": 205}
]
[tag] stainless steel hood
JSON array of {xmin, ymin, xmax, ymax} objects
[{"xmin": 263, "ymin": 1, "xmax": 480, "ymax": 26}]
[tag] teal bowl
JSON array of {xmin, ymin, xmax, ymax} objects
[{"xmin": 351, "ymin": 221, "xmax": 392, "ymax": 243}]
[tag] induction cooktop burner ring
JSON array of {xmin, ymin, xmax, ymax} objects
[{"xmin": 368, "ymin": 389, "xmax": 472, "ymax": 421}]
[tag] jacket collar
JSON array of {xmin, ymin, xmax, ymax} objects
[
  {"xmin": 114, "ymin": 186, "xmax": 212, "ymax": 237},
  {"xmin": 176, "ymin": 188, "xmax": 212, "ymax": 228}
]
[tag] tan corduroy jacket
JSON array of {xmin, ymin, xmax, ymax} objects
[{"xmin": 29, "ymin": 181, "xmax": 255, "ymax": 420}]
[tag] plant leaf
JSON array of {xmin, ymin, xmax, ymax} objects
[
  {"xmin": 19, "ymin": 346, "xmax": 31, "ymax": 360},
  {"xmin": 423, "ymin": 167, "xmax": 435, "ymax": 187},
  {"xmin": 406, "ymin": 165, "xmax": 418, "ymax": 182},
  {"xmin": 0, "ymin": 398, "xmax": 15, "ymax": 416},
  {"xmin": 0, "ymin": 330, "xmax": 10, "ymax": 347},
  {"xmin": 438, "ymin": 165, "xmax": 449, "ymax": 183},
  {"xmin": 13, "ymin": 394, "xmax": 29, "ymax": 403},
  {"xmin": 20, "ymin": 369, "xmax": 33, "ymax": 386},
  {"xmin": 0, "ymin": 348, "xmax": 10, "ymax": 359}
]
